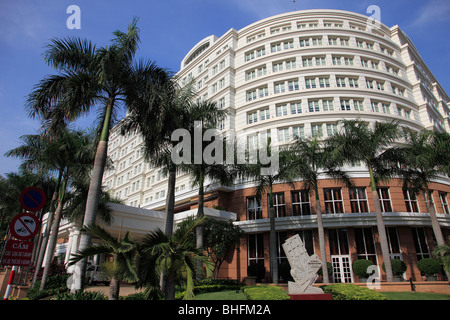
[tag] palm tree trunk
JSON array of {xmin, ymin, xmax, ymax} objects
[
  {"xmin": 315, "ymin": 187, "xmax": 329, "ymax": 283},
  {"xmin": 72, "ymin": 103, "xmax": 113, "ymax": 293},
  {"xmin": 196, "ymin": 173, "xmax": 205, "ymax": 280},
  {"xmin": 165, "ymin": 273, "xmax": 176, "ymax": 300},
  {"xmin": 40, "ymin": 178, "xmax": 67, "ymax": 291},
  {"xmin": 268, "ymin": 185, "xmax": 278, "ymax": 284},
  {"xmin": 164, "ymin": 169, "xmax": 176, "ymax": 236},
  {"xmin": 369, "ymin": 168, "xmax": 393, "ymax": 282},
  {"xmin": 423, "ymin": 189, "xmax": 445, "ymax": 245},
  {"xmin": 109, "ymin": 277, "xmax": 120, "ymax": 300}
]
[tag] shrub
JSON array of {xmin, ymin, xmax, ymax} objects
[
  {"xmin": 382, "ymin": 259, "xmax": 407, "ymax": 276},
  {"xmin": 52, "ymin": 291, "xmax": 107, "ymax": 300},
  {"xmin": 26, "ymin": 274, "xmax": 70, "ymax": 300},
  {"xmin": 417, "ymin": 258, "xmax": 441, "ymax": 276},
  {"xmin": 352, "ymin": 259, "xmax": 374, "ymax": 277},
  {"xmin": 243, "ymin": 285, "xmax": 290, "ymax": 300},
  {"xmin": 322, "ymin": 284, "xmax": 387, "ymax": 300}
]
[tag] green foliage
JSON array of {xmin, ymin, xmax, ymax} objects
[
  {"xmin": 243, "ymin": 285, "xmax": 290, "ymax": 300},
  {"xmin": 417, "ymin": 258, "xmax": 441, "ymax": 276},
  {"xmin": 52, "ymin": 291, "xmax": 108, "ymax": 300},
  {"xmin": 382, "ymin": 259, "xmax": 407, "ymax": 276},
  {"xmin": 352, "ymin": 259, "xmax": 374, "ymax": 277},
  {"xmin": 322, "ymin": 283, "xmax": 387, "ymax": 300},
  {"xmin": 318, "ymin": 262, "xmax": 333, "ymax": 277},
  {"xmin": 26, "ymin": 274, "xmax": 70, "ymax": 300}
]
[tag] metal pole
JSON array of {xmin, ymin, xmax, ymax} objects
[{"xmin": 3, "ymin": 265, "xmax": 18, "ymax": 300}]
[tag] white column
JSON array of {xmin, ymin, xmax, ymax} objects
[{"xmin": 66, "ymin": 228, "xmax": 80, "ymax": 273}]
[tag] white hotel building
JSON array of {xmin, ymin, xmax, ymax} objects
[{"xmin": 66, "ymin": 10, "xmax": 450, "ymax": 283}]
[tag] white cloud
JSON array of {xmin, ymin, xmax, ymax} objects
[{"xmin": 409, "ymin": 0, "xmax": 450, "ymax": 28}]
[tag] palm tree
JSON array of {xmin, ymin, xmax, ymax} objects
[
  {"xmin": 286, "ymin": 136, "xmax": 353, "ymax": 284},
  {"xmin": 328, "ymin": 119, "xmax": 400, "ymax": 282},
  {"xmin": 25, "ymin": 18, "xmax": 166, "ymax": 292},
  {"xmin": 137, "ymin": 217, "xmax": 213, "ymax": 300},
  {"xmin": 237, "ymin": 140, "xmax": 291, "ymax": 284},
  {"xmin": 68, "ymin": 224, "xmax": 138, "ymax": 300},
  {"xmin": 398, "ymin": 129, "xmax": 447, "ymax": 246},
  {"xmin": 5, "ymin": 129, "xmax": 95, "ymax": 289},
  {"xmin": 433, "ymin": 236, "xmax": 450, "ymax": 275}
]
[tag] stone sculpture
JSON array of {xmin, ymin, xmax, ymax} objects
[{"xmin": 282, "ymin": 234, "xmax": 324, "ymax": 294}]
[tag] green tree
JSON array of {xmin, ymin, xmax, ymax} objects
[
  {"xmin": 328, "ymin": 119, "xmax": 400, "ymax": 282},
  {"xmin": 433, "ymin": 236, "xmax": 450, "ymax": 275},
  {"xmin": 69, "ymin": 224, "xmax": 138, "ymax": 300},
  {"xmin": 137, "ymin": 217, "xmax": 213, "ymax": 300},
  {"xmin": 6, "ymin": 129, "xmax": 95, "ymax": 290},
  {"xmin": 286, "ymin": 136, "xmax": 353, "ymax": 284},
  {"xmin": 202, "ymin": 218, "xmax": 244, "ymax": 279},
  {"xmin": 25, "ymin": 18, "xmax": 166, "ymax": 292}
]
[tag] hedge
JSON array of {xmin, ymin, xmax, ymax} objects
[
  {"xmin": 322, "ymin": 283, "xmax": 387, "ymax": 300},
  {"xmin": 243, "ymin": 285, "xmax": 290, "ymax": 300}
]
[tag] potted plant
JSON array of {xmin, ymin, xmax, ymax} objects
[
  {"xmin": 352, "ymin": 259, "xmax": 374, "ymax": 283},
  {"xmin": 382, "ymin": 259, "xmax": 407, "ymax": 281},
  {"xmin": 417, "ymin": 258, "xmax": 441, "ymax": 281}
]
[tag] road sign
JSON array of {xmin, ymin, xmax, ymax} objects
[
  {"xmin": 9, "ymin": 212, "xmax": 40, "ymax": 240},
  {"xmin": 19, "ymin": 187, "xmax": 47, "ymax": 212},
  {"xmin": 1, "ymin": 240, "xmax": 34, "ymax": 267}
]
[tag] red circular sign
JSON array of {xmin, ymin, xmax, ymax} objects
[
  {"xmin": 19, "ymin": 187, "xmax": 47, "ymax": 212},
  {"xmin": 9, "ymin": 212, "xmax": 40, "ymax": 240}
]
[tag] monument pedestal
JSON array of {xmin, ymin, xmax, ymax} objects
[{"xmin": 289, "ymin": 293, "xmax": 333, "ymax": 300}]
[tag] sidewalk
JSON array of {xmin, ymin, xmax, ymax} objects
[{"xmin": 85, "ymin": 283, "xmax": 143, "ymax": 297}]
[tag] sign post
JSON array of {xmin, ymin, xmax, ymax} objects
[{"xmin": 3, "ymin": 187, "xmax": 45, "ymax": 300}]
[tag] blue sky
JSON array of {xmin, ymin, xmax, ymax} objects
[{"xmin": 1, "ymin": 0, "xmax": 449, "ymax": 176}]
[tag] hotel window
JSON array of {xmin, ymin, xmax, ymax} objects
[
  {"xmin": 322, "ymin": 99, "xmax": 334, "ymax": 111},
  {"xmin": 247, "ymin": 197, "xmax": 262, "ymax": 220},
  {"xmin": 293, "ymin": 126, "xmax": 305, "ymax": 139},
  {"xmin": 344, "ymin": 57, "xmax": 354, "ymax": 66},
  {"xmin": 248, "ymin": 134, "xmax": 258, "ymax": 152},
  {"xmin": 354, "ymin": 228, "xmax": 377, "ymax": 264},
  {"xmin": 371, "ymin": 101, "xmax": 380, "ymax": 112},
  {"xmin": 276, "ymin": 104, "xmax": 288, "ymax": 117},
  {"xmin": 326, "ymin": 123, "xmax": 338, "ymax": 136},
  {"xmin": 403, "ymin": 189, "xmax": 420, "ymax": 212},
  {"xmin": 257, "ymin": 66, "xmax": 267, "ymax": 76},
  {"xmin": 299, "ymin": 38, "xmax": 310, "ymax": 47},
  {"xmin": 312, "ymin": 37, "xmax": 322, "ymax": 46},
  {"xmin": 308, "ymin": 100, "xmax": 320, "ymax": 112},
  {"xmin": 348, "ymin": 78, "xmax": 359, "ymax": 88},
  {"xmin": 305, "ymin": 78, "xmax": 316, "ymax": 89},
  {"xmin": 377, "ymin": 188, "xmax": 393, "ymax": 212},
  {"xmin": 277, "ymin": 128, "xmax": 290, "ymax": 142},
  {"xmin": 246, "ymin": 70, "xmax": 256, "ymax": 81},
  {"xmin": 324, "ymin": 188, "xmax": 344, "ymax": 214},
  {"xmin": 288, "ymin": 80, "xmax": 299, "ymax": 91},
  {"xmin": 247, "ymin": 111, "xmax": 258, "ymax": 124},
  {"xmin": 292, "ymin": 190, "xmax": 311, "ymax": 216},
  {"xmin": 247, "ymin": 89, "xmax": 257, "ymax": 101},
  {"xmin": 316, "ymin": 56, "xmax": 326, "ymax": 66},
  {"xmin": 284, "ymin": 40, "xmax": 294, "ymax": 50},
  {"xmin": 268, "ymin": 193, "xmax": 286, "ymax": 217},
  {"xmin": 259, "ymin": 87, "xmax": 269, "ymax": 98},
  {"xmin": 440, "ymin": 192, "xmax": 450, "ymax": 214},
  {"xmin": 412, "ymin": 228, "xmax": 430, "ymax": 260},
  {"xmin": 376, "ymin": 81, "xmax": 384, "ymax": 91},
  {"xmin": 319, "ymin": 77, "xmax": 330, "ymax": 88},
  {"xmin": 354, "ymin": 100, "xmax": 364, "ymax": 111},
  {"xmin": 349, "ymin": 188, "xmax": 369, "ymax": 213},
  {"xmin": 328, "ymin": 37, "xmax": 338, "ymax": 45},
  {"xmin": 272, "ymin": 61, "xmax": 283, "ymax": 72},
  {"xmin": 332, "ymin": 56, "xmax": 342, "ymax": 65},
  {"xmin": 302, "ymin": 57, "xmax": 313, "ymax": 67},
  {"xmin": 340, "ymin": 99, "xmax": 351, "ymax": 111},
  {"xmin": 381, "ymin": 103, "xmax": 390, "ymax": 114},
  {"xmin": 274, "ymin": 82, "xmax": 286, "ymax": 94},
  {"xmin": 311, "ymin": 124, "xmax": 323, "ymax": 138},
  {"xmin": 271, "ymin": 43, "xmax": 282, "ymax": 53},
  {"xmin": 290, "ymin": 102, "xmax": 302, "ymax": 114},
  {"xmin": 286, "ymin": 59, "xmax": 296, "ymax": 69},
  {"xmin": 386, "ymin": 227, "xmax": 402, "ymax": 259},
  {"xmin": 248, "ymin": 233, "xmax": 264, "ymax": 266},
  {"xmin": 259, "ymin": 108, "xmax": 270, "ymax": 121},
  {"xmin": 336, "ymin": 77, "xmax": 346, "ymax": 87},
  {"xmin": 366, "ymin": 79, "xmax": 374, "ymax": 89}
]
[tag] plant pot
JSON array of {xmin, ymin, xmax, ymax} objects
[{"xmin": 426, "ymin": 275, "xmax": 437, "ymax": 281}]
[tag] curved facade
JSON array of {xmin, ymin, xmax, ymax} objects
[{"xmin": 103, "ymin": 10, "xmax": 450, "ymax": 283}]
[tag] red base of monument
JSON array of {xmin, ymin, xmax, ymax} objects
[{"xmin": 289, "ymin": 293, "xmax": 333, "ymax": 300}]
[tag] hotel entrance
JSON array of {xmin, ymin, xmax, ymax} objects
[{"xmin": 329, "ymin": 229, "xmax": 353, "ymax": 283}]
